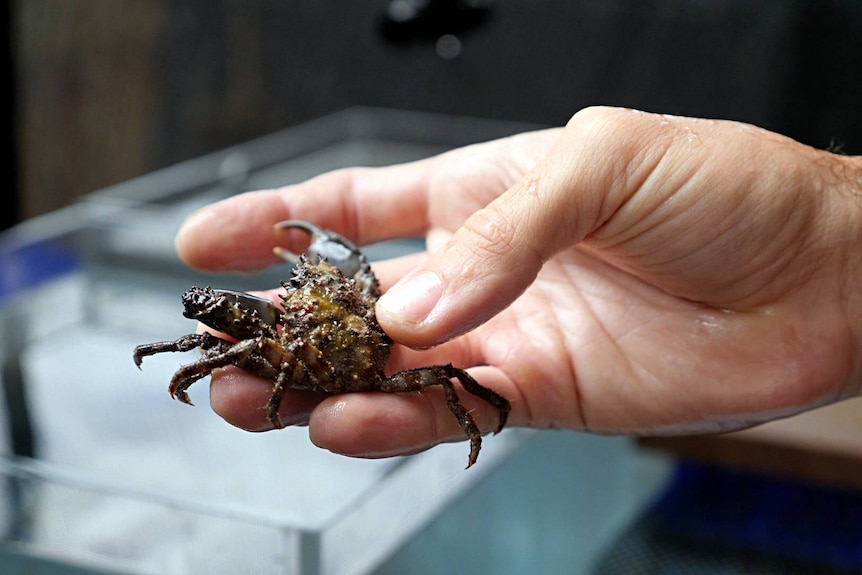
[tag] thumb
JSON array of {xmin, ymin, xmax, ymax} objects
[
  {"xmin": 375, "ymin": 106, "xmax": 662, "ymax": 348},
  {"xmin": 376, "ymin": 140, "xmax": 607, "ymax": 348}
]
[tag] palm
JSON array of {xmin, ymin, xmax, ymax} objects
[{"xmin": 452, "ymin": 250, "xmax": 815, "ymax": 434}]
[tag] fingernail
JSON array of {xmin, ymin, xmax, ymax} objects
[{"xmin": 378, "ymin": 270, "xmax": 443, "ymax": 324}]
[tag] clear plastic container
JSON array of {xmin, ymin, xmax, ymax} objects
[{"xmin": 0, "ymin": 109, "xmax": 670, "ymax": 574}]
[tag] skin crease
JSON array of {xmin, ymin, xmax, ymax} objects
[{"xmin": 175, "ymin": 106, "xmax": 862, "ymax": 461}]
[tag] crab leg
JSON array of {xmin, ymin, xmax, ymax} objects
[
  {"xmin": 378, "ymin": 364, "xmax": 510, "ymax": 468},
  {"xmin": 447, "ymin": 367, "xmax": 511, "ymax": 434},
  {"xmin": 132, "ymin": 332, "xmax": 224, "ymax": 368},
  {"xmin": 168, "ymin": 338, "xmax": 261, "ymax": 405}
]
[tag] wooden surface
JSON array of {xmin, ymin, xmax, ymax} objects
[
  {"xmin": 16, "ymin": 1, "xmax": 164, "ymax": 219},
  {"xmin": 641, "ymin": 398, "xmax": 862, "ymax": 490}
]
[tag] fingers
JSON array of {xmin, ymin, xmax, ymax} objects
[
  {"xmin": 209, "ymin": 334, "xmax": 486, "ymax": 431},
  {"xmin": 209, "ymin": 367, "xmax": 329, "ymax": 430},
  {"xmin": 174, "ymin": 127, "xmax": 562, "ymax": 273},
  {"xmin": 175, "ymin": 163, "xmax": 432, "ymax": 272},
  {"xmin": 209, "ymin": 361, "xmax": 523, "ymax": 460},
  {"xmin": 370, "ymin": 251, "xmax": 430, "ymax": 293},
  {"xmin": 308, "ymin": 366, "xmax": 522, "ymax": 460}
]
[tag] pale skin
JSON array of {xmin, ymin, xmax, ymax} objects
[{"xmin": 175, "ymin": 106, "xmax": 862, "ymax": 460}]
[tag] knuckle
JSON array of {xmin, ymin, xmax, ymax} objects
[{"xmin": 460, "ymin": 204, "xmax": 519, "ymax": 259}]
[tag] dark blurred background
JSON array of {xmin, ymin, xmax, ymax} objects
[{"xmin": 6, "ymin": 0, "xmax": 862, "ymax": 228}]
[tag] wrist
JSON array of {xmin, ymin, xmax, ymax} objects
[{"xmin": 822, "ymin": 153, "xmax": 862, "ymax": 393}]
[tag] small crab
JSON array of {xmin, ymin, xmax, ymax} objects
[{"xmin": 133, "ymin": 220, "xmax": 510, "ymax": 467}]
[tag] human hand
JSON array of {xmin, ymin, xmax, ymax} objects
[{"xmin": 175, "ymin": 106, "xmax": 861, "ymax": 460}]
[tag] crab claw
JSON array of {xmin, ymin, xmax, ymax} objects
[
  {"xmin": 273, "ymin": 220, "xmax": 364, "ymax": 278},
  {"xmin": 210, "ymin": 289, "xmax": 280, "ymax": 328},
  {"xmin": 180, "ymin": 287, "xmax": 281, "ymax": 337}
]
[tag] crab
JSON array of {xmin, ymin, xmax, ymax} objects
[{"xmin": 133, "ymin": 220, "xmax": 510, "ymax": 467}]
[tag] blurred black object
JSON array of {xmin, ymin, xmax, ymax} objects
[
  {"xmin": 380, "ymin": 0, "xmax": 493, "ymax": 43},
  {"xmin": 11, "ymin": 2, "xmax": 862, "ymax": 223},
  {"xmin": 3, "ymin": 0, "xmax": 18, "ymax": 231}
]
